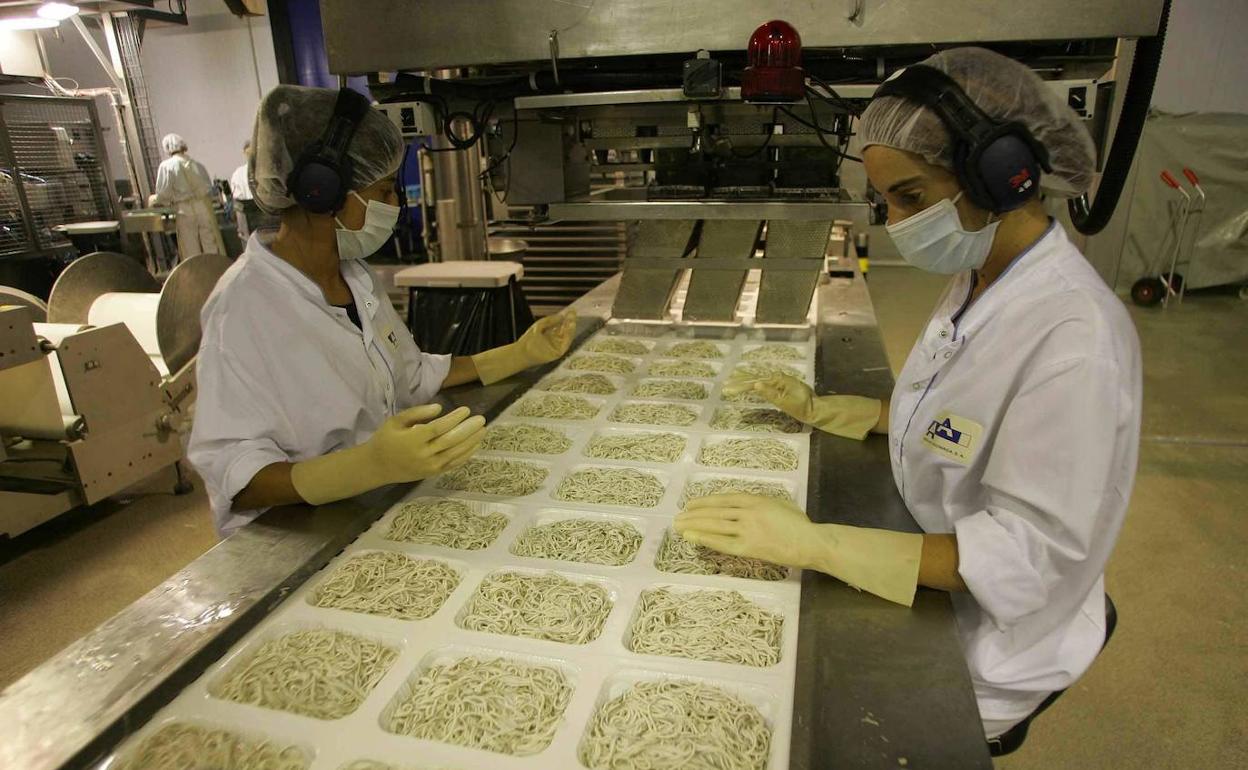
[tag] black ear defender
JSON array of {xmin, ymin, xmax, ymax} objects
[
  {"xmin": 287, "ymin": 87, "xmax": 372, "ymax": 214},
  {"xmin": 873, "ymin": 65, "xmax": 1052, "ymax": 214}
]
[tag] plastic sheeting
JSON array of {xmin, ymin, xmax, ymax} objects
[
  {"xmin": 1086, "ymin": 111, "xmax": 1248, "ymax": 291},
  {"xmin": 407, "ymin": 279, "xmax": 535, "ymax": 356}
]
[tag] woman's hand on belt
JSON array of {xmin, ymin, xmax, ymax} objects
[
  {"xmin": 471, "ymin": 310, "xmax": 578, "ymax": 385},
  {"xmin": 290, "ymin": 404, "xmax": 485, "ymax": 505},
  {"xmin": 723, "ymin": 373, "xmax": 882, "ymax": 440},
  {"xmin": 675, "ymin": 493, "xmax": 923, "ymax": 607},
  {"xmin": 366, "ymin": 404, "xmax": 486, "ymax": 482}
]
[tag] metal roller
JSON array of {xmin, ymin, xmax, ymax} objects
[
  {"xmin": 0, "ymin": 286, "xmax": 49, "ymax": 323},
  {"xmin": 46, "ymin": 252, "xmax": 230, "ymax": 374},
  {"xmin": 46, "ymin": 251, "xmax": 159, "ymax": 324},
  {"xmin": 156, "ymin": 253, "xmax": 231, "ymax": 373}
]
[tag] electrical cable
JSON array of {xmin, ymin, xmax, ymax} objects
[
  {"xmin": 805, "ymin": 73, "xmax": 861, "ymax": 115},
  {"xmin": 730, "ymin": 107, "xmax": 779, "ymax": 159},
  {"xmin": 481, "ymin": 107, "xmax": 521, "ymax": 203},
  {"xmin": 799, "ymin": 91, "xmax": 862, "ymax": 173},
  {"xmin": 443, "ymin": 109, "xmax": 482, "ymax": 150}
]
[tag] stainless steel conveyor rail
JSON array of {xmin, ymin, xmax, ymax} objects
[{"xmin": 0, "ymin": 272, "xmax": 990, "ymax": 770}]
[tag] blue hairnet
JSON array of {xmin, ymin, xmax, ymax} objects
[
  {"xmin": 249, "ymin": 85, "xmax": 404, "ymax": 214},
  {"xmin": 860, "ymin": 47, "xmax": 1096, "ymax": 198}
]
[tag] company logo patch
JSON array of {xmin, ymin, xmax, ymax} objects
[
  {"xmin": 921, "ymin": 411, "xmax": 982, "ymax": 465},
  {"xmin": 377, "ymin": 324, "xmax": 399, "ymax": 351},
  {"xmin": 1010, "ymin": 167, "xmax": 1034, "ymax": 193}
]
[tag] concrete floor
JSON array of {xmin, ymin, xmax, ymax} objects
[{"xmin": 0, "ymin": 266, "xmax": 1244, "ymax": 768}]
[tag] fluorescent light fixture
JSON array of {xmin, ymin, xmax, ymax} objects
[
  {"xmin": 0, "ymin": 17, "xmax": 60, "ymax": 30},
  {"xmin": 37, "ymin": 3, "xmax": 81, "ymax": 21}
]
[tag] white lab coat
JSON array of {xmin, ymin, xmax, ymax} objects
[
  {"xmin": 188, "ymin": 233, "xmax": 451, "ymax": 535},
  {"xmin": 229, "ymin": 163, "xmax": 252, "ymax": 201},
  {"xmin": 229, "ymin": 163, "xmax": 254, "ymax": 239},
  {"xmin": 887, "ymin": 221, "xmax": 1141, "ymax": 736},
  {"xmin": 154, "ymin": 154, "xmax": 225, "ymax": 260}
]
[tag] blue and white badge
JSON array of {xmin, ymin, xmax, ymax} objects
[{"xmin": 921, "ymin": 411, "xmax": 983, "ymax": 465}]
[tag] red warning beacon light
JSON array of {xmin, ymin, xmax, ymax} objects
[{"xmin": 741, "ymin": 20, "xmax": 805, "ymax": 103}]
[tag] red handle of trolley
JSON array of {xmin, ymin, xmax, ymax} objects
[{"xmin": 1182, "ymin": 167, "xmax": 1207, "ymax": 202}]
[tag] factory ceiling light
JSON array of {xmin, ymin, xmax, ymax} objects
[
  {"xmin": 37, "ymin": 2, "xmax": 80, "ymax": 21},
  {"xmin": 0, "ymin": 16, "xmax": 58, "ymax": 30}
]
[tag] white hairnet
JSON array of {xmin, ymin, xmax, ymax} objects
[
  {"xmin": 860, "ymin": 47, "xmax": 1096, "ymax": 198},
  {"xmin": 161, "ymin": 133, "xmax": 187, "ymax": 155},
  {"xmin": 249, "ymin": 85, "xmax": 403, "ymax": 214}
]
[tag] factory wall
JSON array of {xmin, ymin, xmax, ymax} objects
[
  {"xmin": 141, "ymin": 4, "xmax": 280, "ymax": 184},
  {"xmin": 1151, "ymin": 0, "xmax": 1248, "ymax": 115}
]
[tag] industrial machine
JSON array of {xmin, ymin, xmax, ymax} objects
[
  {"xmin": 0, "ymin": 251, "xmax": 228, "ymax": 538},
  {"xmin": 0, "ymin": 3, "xmax": 1171, "ymax": 769},
  {"xmin": 355, "ymin": 1, "xmax": 1164, "ymax": 323},
  {"xmin": 0, "ymin": 94, "xmax": 119, "ymax": 296}
]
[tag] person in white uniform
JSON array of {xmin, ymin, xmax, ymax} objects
[
  {"xmin": 229, "ymin": 140, "xmax": 258, "ymax": 239},
  {"xmin": 188, "ymin": 85, "xmax": 577, "ymax": 536},
  {"xmin": 151, "ymin": 133, "xmax": 226, "ymax": 260},
  {"xmin": 675, "ymin": 48, "xmax": 1142, "ymax": 742}
]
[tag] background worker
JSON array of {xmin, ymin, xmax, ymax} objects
[{"xmin": 151, "ymin": 133, "xmax": 226, "ymax": 260}]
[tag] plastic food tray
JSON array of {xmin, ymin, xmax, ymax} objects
[{"xmin": 107, "ymin": 329, "xmax": 816, "ymax": 770}]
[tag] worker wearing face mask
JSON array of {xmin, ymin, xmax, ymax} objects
[
  {"xmin": 151, "ymin": 133, "xmax": 226, "ymax": 260},
  {"xmin": 188, "ymin": 86, "xmax": 577, "ymax": 536},
  {"xmin": 676, "ymin": 48, "xmax": 1141, "ymax": 743}
]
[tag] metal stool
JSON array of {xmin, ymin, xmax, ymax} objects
[{"xmin": 988, "ymin": 594, "xmax": 1118, "ymax": 757}]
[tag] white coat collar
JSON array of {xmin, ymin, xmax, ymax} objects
[
  {"xmin": 952, "ymin": 219, "xmax": 1063, "ymax": 339},
  {"xmin": 246, "ymin": 232, "xmax": 376, "ymax": 309}
]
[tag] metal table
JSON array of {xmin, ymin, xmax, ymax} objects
[{"xmin": 0, "ymin": 272, "xmax": 990, "ymax": 770}]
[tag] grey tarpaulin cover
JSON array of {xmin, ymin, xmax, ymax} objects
[{"xmin": 1085, "ymin": 111, "xmax": 1248, "ymax": 291}]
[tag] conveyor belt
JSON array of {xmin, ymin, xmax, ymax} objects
[{"xmin": 0, "ymin": 271, "xmax": 991, "ymax": 770}]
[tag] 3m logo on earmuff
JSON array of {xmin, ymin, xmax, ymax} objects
[{"xmin": 1009, "ymin": 167, "xmax": 1033, "ymax": 194}]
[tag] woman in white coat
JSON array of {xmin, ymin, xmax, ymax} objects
[
  {"xmin": 675, "ymin": 48, "xmax": 1142, "ymax": 742},
  {"xmin": 188, "ymin": 86, "xmax": 576, "ymax": 536},
  {"xmin": 151, "ymin": 133, "xmax": 226, "ymax": 260}
]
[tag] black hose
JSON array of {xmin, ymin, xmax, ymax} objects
[
  {"xmin": 388, "ymin": 69, "xmax": 683, "ymax": 102},
  {"xmin": 1068, "ymin": 0, "xmax": 1171, "ymax": 235}
]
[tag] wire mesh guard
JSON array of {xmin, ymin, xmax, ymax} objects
[{"xmin": 0, "ymin": 97, "xmax": 116, "ymax": 257}]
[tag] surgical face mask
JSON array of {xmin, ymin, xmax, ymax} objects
[
  {"xmin": 335, "ymin": 191, "xmax": 400, "ymax": 260},
  {"xmin": 884, "ymin": 191, "xmax": 1000, "ymax": 275}
]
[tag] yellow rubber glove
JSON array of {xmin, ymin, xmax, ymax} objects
[
  {"xmin": 675, "ymin": 493, "xmax": 923, "ymax": 607},
  {"xmin": 723, "ymin": 373, "xmax": 881, "ymax": 440},
  {"xmin": 291, "ymin": 404, "xmax": 485, "ymax": 505},
  {"xmin": 471, "ymin": 310, "xmax": 578, "ymax": 385}
]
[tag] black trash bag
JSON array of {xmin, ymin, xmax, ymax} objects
[{"xmin": 407, "ymin": 278, "xmax": 535, "ymax": 356}]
